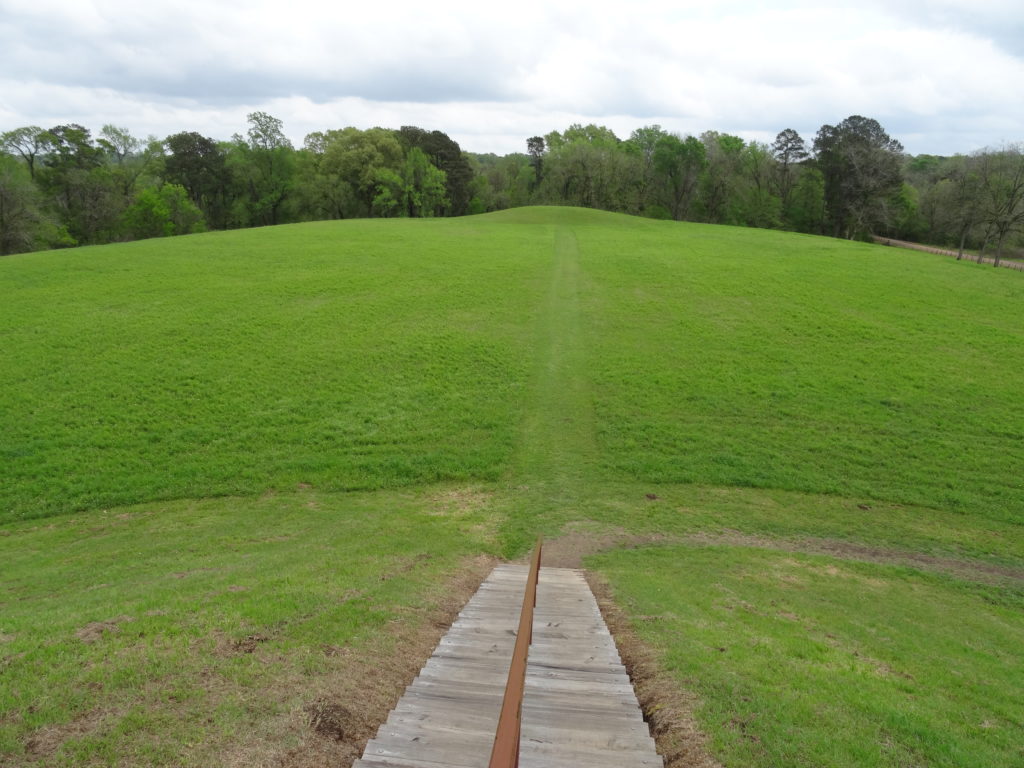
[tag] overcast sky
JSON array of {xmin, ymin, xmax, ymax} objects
[{"xmin": 1, "ymin": 0, "xmax": 1022, "ymax": 156}]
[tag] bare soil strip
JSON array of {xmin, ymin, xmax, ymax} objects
[
  {"xmin": 587, "ymin": 571, "xmax": 724, "ymax": 768},
  {"xmin": 872, "ymin": 236, "xmax": 1024, "ymax": 271},
  {"xmin": 542, "ymin": 524, "xmax": 1023, "ymax": 585},
  {"xmin": 684, "ymin": 531, "xmax": 1024, "ymax": 585},
  {"xmin": 540, "ymin": 525, "xmax": 670, "ymax": 569}
]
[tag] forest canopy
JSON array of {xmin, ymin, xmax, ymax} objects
[{"xmin": 2, "ymin": 113, "xmax": 1022, "ymax": 261}]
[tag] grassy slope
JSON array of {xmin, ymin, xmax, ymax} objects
[
  {"xmin": 1, "ymin": 219, "xmax": 545, "ymax": 522},
  {"xmin": 0, "ymin": 487, "xmax": 498, "ymax": 766},
  {"xmin": 593, "ymin": 545, "xmax": 1022, "ymax": 767},
  {"xmin": 578, "ymin": 220, "xmax": 1023, "ymax": 522},
  {"xmin": 2, "ymin": 207, "xmax": 1022, "ymax": 767}
]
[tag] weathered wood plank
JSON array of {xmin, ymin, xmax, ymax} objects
[{"xmin": 353, "ymin": 564, "xmax": 662, "ymax": 768}]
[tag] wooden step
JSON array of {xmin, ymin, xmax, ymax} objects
[{"xmin": 353, "ymin": 564, "xmax": 662, "ymax": 768}]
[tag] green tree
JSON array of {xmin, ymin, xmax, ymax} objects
[
  {"xmin": 546, "ymin": 124, "xmax": 620, "ymax": 150},
  {"xmin": 468, "ymin": 152, "xmax": 532, "ymax": 210},
  {"xmin": 40, "ymin": 124, "xmax": 104, "ymax": 173},
  {"xmin": 292, "ymin": 131, "xmax": 358, "ymax": 220},
  {"xmin": 95, "ymin": 126, "xmax": 162, "ymax": 201},
  {"xmin": 785, "ymin": 167, "xmax": 826, "ymax": 234},
  {"xmin": 976, "ymin": 145, "xmax": 1024, "ymax": 266},
  {"xmin": 34, "ymin": 125, "xmax": 123, "ymax": 245},
  {"xmin": 887, "ymin": 182, "xmax": 925, "ymax": 240},
  {"xmin": 1, "ymin": 126, "xmax": 47, "ymax": 180},
  {"xmin": 539, "ymin": 124, "xmax": 634, "ymax": 211},
  {"xmin": 651, "ymin": 133, "xmax": 705, "ymax": 221},
  {"xmin": 771, "ymin": 128, "xmax": 808, "ymax": 212},
  {"xmin": 398, "ymin": 127, "xmax": 472, "ymax": 215},
  {"xmin": 319, "ymin": 127, "xmax": 405, "ymax": 217},
  {"xmin": 399, "ymin": 147, "xmax": 448, "ymax": 217},
  {"xmin": 247, "ymin": 112, "xmax": 291, "ymax": 152},
  {"xmin": 740, "ymin": 142, "xmax": 782, "ymax": 228},
  {"xmin": 164, "ymin": 131, "xmax": 226, "ymax": 227},
  {"xmin": 122, "ymin": 187, "xmax": 173, "ymax": 238},
  {"xmin": 0, "ymin": 156, "xmax": 63, "ymax": 254},
  {"xmin": 945, "ymin": 155, "xmax": 984, "ymax": 259},
  {"xmin": 526, "ymin": 136, "xmax": 546, "ymax": 189},
  {"xmin": 813, "ymin": 115, "xmax": 904, "ymax": 239},
  {"xmin": 98, "ymin": 125, "xmax": 141, "ymax": 165},
  {"xmin": 121, "ymin": 184, "xmax": 206, "ymax": 240},
  {"xmin": 370, "ymin": 168, "xmax": 404, "ymax": 217},
  {"xmin": 228, "ymin": 112, "xmax": 295, "ymax": 227},
  {"xmin": 697, "ymin": 132, "xmax": 746, "ymax": 224},
  {"xmin": 625, "ymin": 125, "xmax": 669, "ymax": 214}
]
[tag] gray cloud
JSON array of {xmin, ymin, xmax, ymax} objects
[{"xmin": 0, "ymin": 3, "xmax": 521, "ymax": 106}]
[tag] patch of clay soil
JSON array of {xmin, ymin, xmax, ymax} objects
[
  {"xmin": 586, "ymin": 572, "xmax": 723, "ymax": 768},
  {"xmin": 686, "ymin": 531, "xmax": 1024, "ymax": 585},
  {"xmin": 226, "ymin": 634, "xmax": 269, "ymax": 654},
  {"xmin": 221, "ymin": 553, "xmax": 497, "ymax": 768},
  {"xmin": 540, "ymin": 524, "xmax": 668, "ymax": 568},
  {"xmin": 303, "ymin": 698, "xmax": 357, "ymax": 742},
  {"xmin": 74, "ymin": 615, "xmax": 134, "ymax": 644},
  {"xmin": 23, "ymin": 708, "xmax": 117, "ymax": 761}
]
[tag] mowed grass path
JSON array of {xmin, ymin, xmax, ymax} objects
[{"xmin": 2, "ymin": 207, "xmax": 1023, "ymax": 767}]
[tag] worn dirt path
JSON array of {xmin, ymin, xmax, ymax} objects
[{"xmin": 872, "ymin": 235, "xmax": 1024, "ymax": 271}]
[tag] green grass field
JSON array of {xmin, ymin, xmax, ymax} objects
[{"xmin": 2, "ymin": 207, "xmax": 1022, "ymax": 767}]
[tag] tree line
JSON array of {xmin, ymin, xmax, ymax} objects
[{"xmin": 2, "ymin": 113, "xmax": 1022, "ymax": 262}]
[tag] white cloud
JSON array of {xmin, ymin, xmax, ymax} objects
[{"xmin": 0, "ymin": 0, "xmax": 1022, "ymax": 155}]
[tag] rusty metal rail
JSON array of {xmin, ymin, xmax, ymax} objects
[{"xmin": 487, "ymin": 537, "xmax": 543, "ymax": 768}]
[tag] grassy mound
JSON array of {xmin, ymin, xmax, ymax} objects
[{"xmin": 2, "ymin": 207, "xmax": 1022, "ymax": 767}]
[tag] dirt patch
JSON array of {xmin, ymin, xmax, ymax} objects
[
  {"xmin": 686, "ymin": 531, "xmax": 1024, "ymax": 585},
  {"xmin": 228, "ymin": 634, "xmax": 268, "ymax": 651},
  {"xmin": 378, "ymin": 553, "xmax": 432, "ymax": 582},
  {"xmin": 586, "ymin": 572, "xmax": 723, "ymax": 768},
  {"xmin": 320, "ymin": 644, "xmax": 349, "ymax": 658},
  {"xmin": 219, "ymin": 553, "xmax": 497, "ymax": 768},
  {"xmin": 304, "ymin": 699, "xmax": 357, "ymax": 741},
  {"xmin": 1, "ymin": 651, "xmax": 27, "ymax": 672},
  {"xmin": 23, "ymin": 707, "xmax": 114, "ymax": 760},
  {"xmin": 172, "ymin": 568, "xmax": 218, "ymax": 579},
  {"xmin": 540, "ymin": 523, "xmax": 668, "ymax": 568},
  {"xmin": 75, "ymin": 615, "xmax": 134, "ymax": 644}
]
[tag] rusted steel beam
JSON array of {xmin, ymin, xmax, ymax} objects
[{"xmin": 487, "ymin": 537, "xmax": 543, "ymax": 768}]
